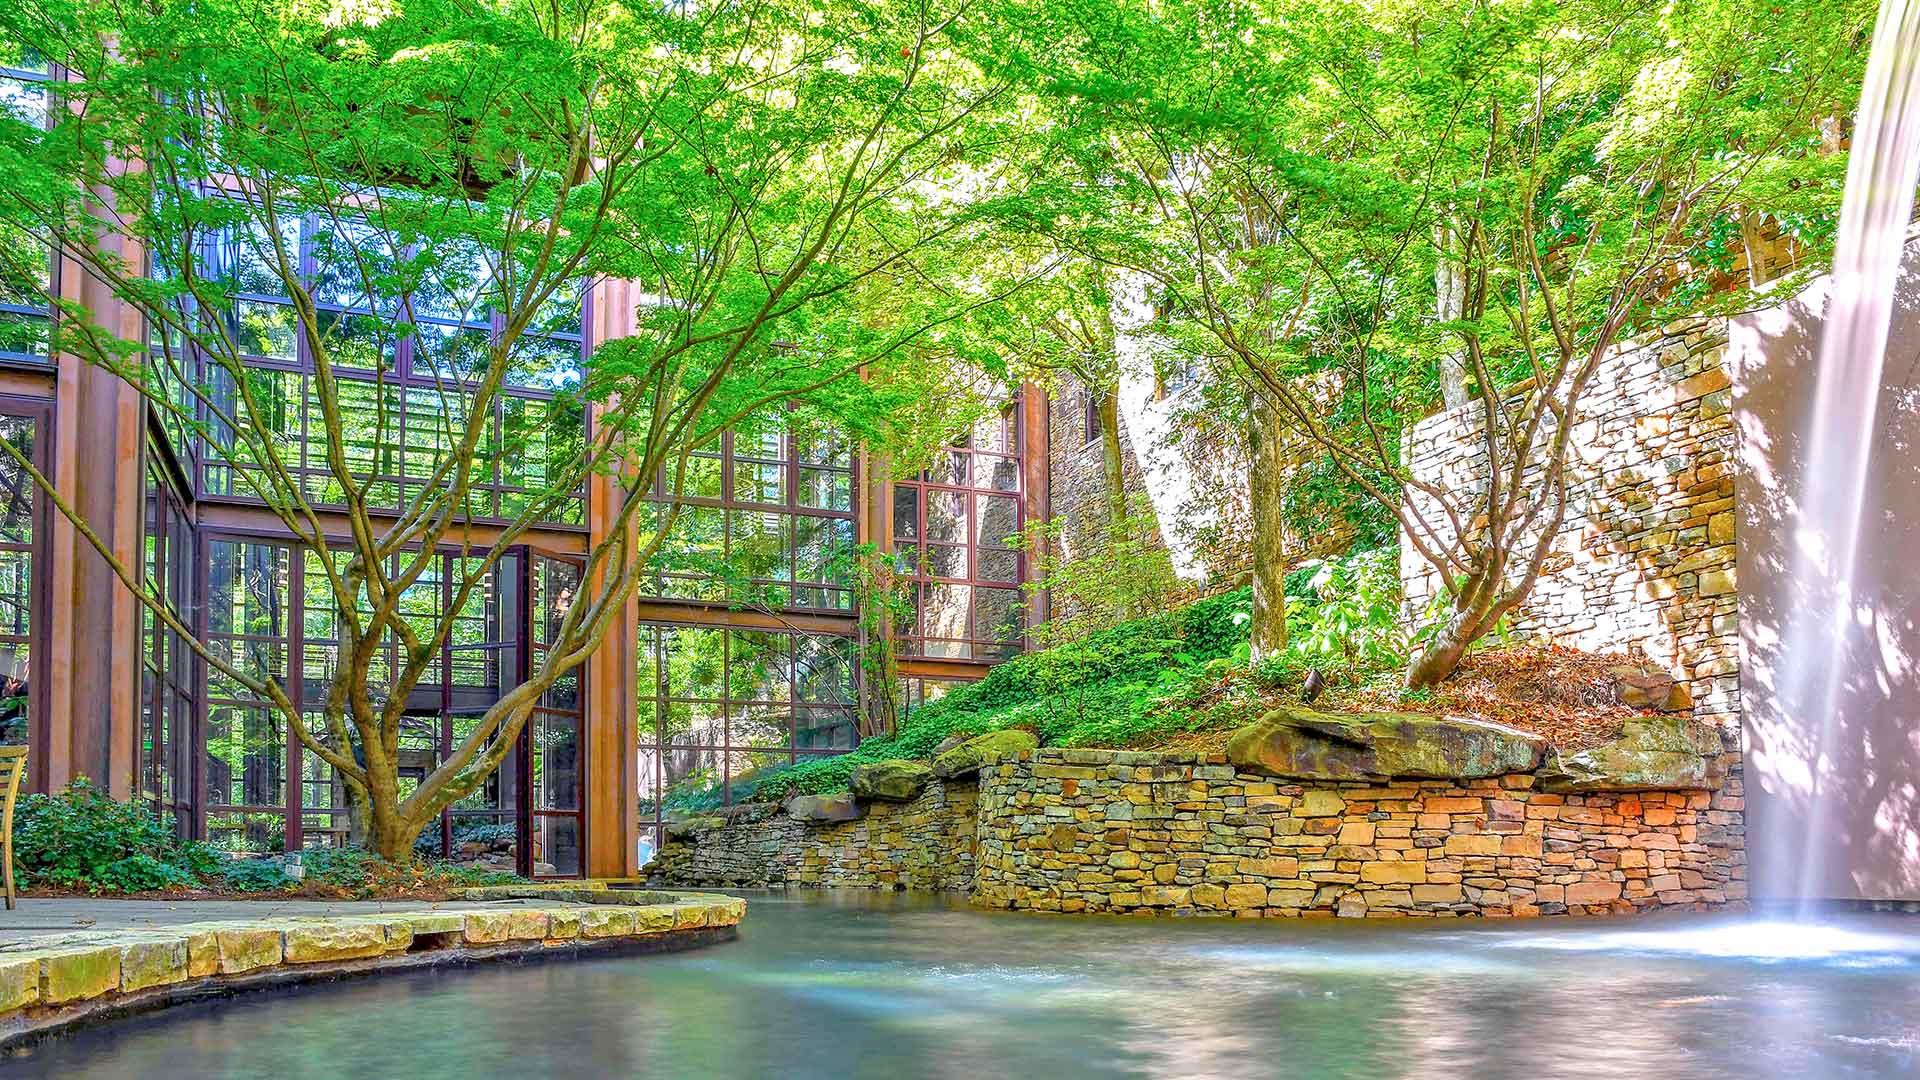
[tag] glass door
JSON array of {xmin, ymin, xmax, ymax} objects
[{"xmin": 521, "ymin": 549, "xmax": 585, "ymax": 877}]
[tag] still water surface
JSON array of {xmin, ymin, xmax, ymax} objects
[{"xmin": 11, "ymin": 890, "xmax": 1920, "ymax": 1079}]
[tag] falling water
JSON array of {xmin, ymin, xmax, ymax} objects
[{"xmin": 1775, "ymin": 0, "xmax": 1920, "ymax": 912}]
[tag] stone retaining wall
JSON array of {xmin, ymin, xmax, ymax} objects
[
  {"xmin": 649, "ymin": 748, "xmax": 1745, "ymax": 918},
  {"xmin": 0, "ymin": 892, "xmax": 744, "ymax": 1049},
  {"xmin": 972, "ymin": 749, "xmax": 1744, "ymax": 917},
  {"xmin": 647, "ymin": 780, "xmax": 977, "ymax": 890}
]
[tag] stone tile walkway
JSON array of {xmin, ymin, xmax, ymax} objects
[{"xmin": 0, "ymin": 898, "xmax": 448, "ymax": 944}]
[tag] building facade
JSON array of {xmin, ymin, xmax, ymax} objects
[{"xmin": 0, "ymin": 46, "xmax": 1056, "ymax": 880}]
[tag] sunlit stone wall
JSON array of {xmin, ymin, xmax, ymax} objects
[
  {"xmin": 1400, "ymin": 319, "xmax": 1743, "ymax": 728},
  {"xmin": 648, "ymin": 748, "xmax": 1743, "ymax": 917},
  {"xmin": 971, "ymin": 749, "xmax": 1744, "ymax": 917}
]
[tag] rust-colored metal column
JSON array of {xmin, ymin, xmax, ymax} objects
[
  {"xmin": 1019, "ymin": 381, "xmax": 1051, "ymax": 637},
  {"xmin": 42, "ymin": 166, "xmax": 146, "ymax": 797},
  {"xmin": 583, "ymin": 278, "xmax": 639, "ymax": 878}
]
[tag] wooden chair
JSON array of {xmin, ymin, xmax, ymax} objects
[{"xmin": 0, "ymin": 747, "xmax": 23, "ymax": 909}]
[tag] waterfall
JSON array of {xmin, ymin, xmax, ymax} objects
[{"xmin": 1773, "ymin": 0, "xmax": 1920, "ymax": 911}]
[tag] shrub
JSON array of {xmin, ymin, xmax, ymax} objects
[
  {"xmin": 12, "ymin": 778, "xmax": 218, "ymax": 892},
  {"xmin": 212, "ymin": 857, "xmax": 294, "ymax": 892}
]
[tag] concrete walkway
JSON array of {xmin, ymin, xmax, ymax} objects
[{"xmin": 0, "ymin": 897, "xmax": 448, "ymax": 944}]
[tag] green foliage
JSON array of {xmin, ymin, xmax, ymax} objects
[
  {"xmin": 662, "ymin": 586, "xmax": 1256, "ymax": 807},
  {"xmin": 1283, "ymin": 547, "xmax": 1408, "ymax": 674},
  {"xmin": 12, "ymin": 779, "xmax": 219, "ymax": 892},
  {"xmin": 1018, "ymin": 497, "xmax": 1186, "ymax": 650},
  {"xmin": 210, "ymin": 857, "xmax": 295, "ymax": 892}
]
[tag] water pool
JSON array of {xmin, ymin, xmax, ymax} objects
[{"xmin": 10, "ymin": 891, "xmax": 1920, "ymax": 1079}]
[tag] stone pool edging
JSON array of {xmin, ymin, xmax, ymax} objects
[
  {"xmin": 648, "ymin": 747, "xmax": 1746, "ymax": 919},
  {"xmin": 0, "ymin": 892, "xmax": 745, "ymax": 1050}
]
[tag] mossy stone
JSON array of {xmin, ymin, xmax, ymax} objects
[
  {"xmin": 1226, "ymin": 706, "xmax": 1544, "ymax": 781},
  {"xmin": 850, "ymin": 759, "xmax": 934, "ymax": 802},
  {"xmin": 1538, "ymin": 716, "xmax": 1726, "ymax": 792},
  {"xmin": 931, "ymin": 729, "xmax": 1039, "ymax": 779}
]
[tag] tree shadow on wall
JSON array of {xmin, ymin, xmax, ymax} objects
[{"xmin": 1728, "ymin": 249, "xmax": 1920, "ymax": 903}]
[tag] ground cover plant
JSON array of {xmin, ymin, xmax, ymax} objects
[
  {"xmin": 655, "ymin": 544, "xmax": 1675, "ymax": 812},
  {"xmin": 12, "ymin": 780, "xmax": 519, "ymax": 898}
]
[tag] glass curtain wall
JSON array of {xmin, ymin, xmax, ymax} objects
[
  {"xmin": 199, "ymin": 213, "xmax": 586, "ymax": 527},
  {"xmin": 0, "ymin": 45, "xmax": 54, "ymax": 365},
  {"xmin": 891, "ymin": 405, "xmax": 1025, "ymax": 660},
  {"xmin": 643, "ymin": 410, "xmax": 856, "ymax": 611},
  {"xmin": 0, "ymin": 411, "xmax": 40, "ymax": 750},
  {"xmin": 634, "ymin": 625, "xmax": 858, "ymax": 860},
  {"xmin": 201, "ymin": 540, "xmax": 566, "ymax": 868},
  {"xmin": 635, "ymin": 407, "xmax": 863, "ymax": 862},
  {"xmin": 139, "ymin": 441, "xmax": 196, "ymax": 832}
]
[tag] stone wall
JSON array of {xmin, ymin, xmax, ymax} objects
[
  {"xmin": 649, "ymin": 748, "xmax": 1744, "ymax": 918},
  {"xmin": 1401, "ymin": 319, "xmax": 1742, "ymax": 726},
  {"xmin": 972, "ymin": 749, "xmax": 1743, "ymax": 917},
  {"xmin": 647, "ymin": 779, "xmax": 978, "ymax": 890}
]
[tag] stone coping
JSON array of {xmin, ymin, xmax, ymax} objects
[{"xmin": 0, "ymin": 891, "xmax": 745, "ymax": 1050}]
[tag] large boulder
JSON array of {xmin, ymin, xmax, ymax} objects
[
  {"xmin": 931, "ymin": 729, "xmax": 1039, "ymax": 779},
  {"xmin": 1537, "ymin": 716, "xmax": 1727, "ymax": 792},
  {"xmin": 1225, "ymin": 706, "xmax": 1545, "ymax": 781},
  {"xmin": 786, "ymin": 792, "xmax": 865, "ymax": 823},
  {"xmin": 850, "ymin": 759, "xmax": 934, "ymax": 802},
  {"xmin": 664, "ymin": 814, "xmax": 728, "ymax": 839}
]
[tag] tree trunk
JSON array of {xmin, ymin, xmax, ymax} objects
[
  {"xmin": 1406, "ymin": 613, "xmax": 1476, "ymax": 688},
  {"xmin": 1247, "ymin": 391, "xmax": 1289, "ymax": 661}
]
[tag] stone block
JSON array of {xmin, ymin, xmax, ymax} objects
[
  {"xmin": 284, "ymin": 922, "xmax": 387, "ymax": 964},
  {"xmin": 214, "ymin": 927, "xmax": 284, "ymax": 975},
  {"xmin": 580, "ymin": 907, "xmax": 640, "ymax": 938},
  {"xmin": 1141, "ymin": 885, "xmax": 1191, "ymax": 907},
  {"xmin": 39, "ymin": 946, "xmax": 122, "ymax": 1004},
  {"xmin": 851, "ymin": 760, "xmax": 935, "ymax": 802},
  {"xmin": 1239, "ymin": 856, "xmax": 1299, "ymax": 878},
  {"xmin": 1360, "ymin": 861, "xmax": 1427, "ymax": 885},
  {"xmin": 182, "ymin": 929, "xmax": 219, "ymax": 978},
  {"xmin": 0, "ymin": 955, "xmax": 39, "ymax": 1011},
  {"xmin": 1443, "ymin": 834, "xmax": 1503, "ymax": 857},
  {"xmin": 1337, "ymin": 821, "xmax": 1376, "ymax": 846},
  {"xmin": 787, "ymin": 793, "xmax": 864, "ymax": 823},
  {"xmin": 1297, "ymin": 791, "xmax": 1346, "ymax": 817},
  {"xmin": 1412, "ymin": 884, "xmax": 1465, "ymax": 904},
  {"xmin": 547, "ymin": 909, "xmax": 583, "ymax": 940},
  {"xmin": 401, "ymin": 911, "xmax": 469, "ymax": 935},
  {"xmin": 1223, "ymin": 883, "xmax": 1269, "ymax": 909},
  {"xmin": 635, "ymin": 905, "xmax": 680, "ymax": 933},
  {"xmin": 118, "ymin": 937, "xmax": 190, "ymax": 991},
  {"xmin": 1566, "ymin": 880, "xmax": 1624, "ymax": 905},
  {"xmin": 1227, "ymin": 707, "xmax": 1543, "ymax": 782}
]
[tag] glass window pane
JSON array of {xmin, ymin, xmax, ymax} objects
[
  {"xmin": 532, "ymin": 711, "xmax": 582, "ymax": 811},
  {"xmin": 533, "ymin": 815, "xmax": 580, "ymax": 877},
  {"xmin": 892, "ymin": 485, "xmax": 919, "ymax": 539},
  {"xmin": 798, "ymin": 466, "xmax": 851, "ymax": 511}
]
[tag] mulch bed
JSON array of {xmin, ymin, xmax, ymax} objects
[{"xmin": 1139, "ymin": 644, "xmax": 1666, "ymax": 757}]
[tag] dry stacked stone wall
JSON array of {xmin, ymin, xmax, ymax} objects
[
  {"xmin": 651, "ymin": 749, "xmax": 1744, "ymax": 918},
  {"xmin": 1401, "ymin": 318, "xmax": 1742, "ymax": 727},
  {"xmin": 647, "ymin": 779, "xmax": 977, "ymax": 890},
  {"xmin": 972, "ymin": 749, "xmax": 1744, "ymax": 917}
]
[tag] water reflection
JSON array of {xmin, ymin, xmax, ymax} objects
[{"xmin": 10, "ymin": 891, "xmax": 1920, "ymax": 1079}]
